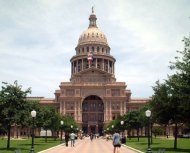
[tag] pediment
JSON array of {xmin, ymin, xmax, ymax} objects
[{"xmin": 76, "ymin": 67, "xmax": 111, "ymax": 77}]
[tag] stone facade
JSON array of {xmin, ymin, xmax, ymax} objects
[{"xmin": 51, "ymin": 9, "xmax": 149, "ymax": 135}]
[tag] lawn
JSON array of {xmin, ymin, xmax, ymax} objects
[
  {"xmin": 126, "ymin": 137, "xmax": 190, "ymax": 153},
  {"xmin": 0, "ymin": 137, "xmax": 62, "ymax": 153}
]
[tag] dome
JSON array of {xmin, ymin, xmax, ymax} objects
[
  {"xmin": 78, "ymin": 27, "xmax": 108, "ymax": 46},
  {"xmin": 77, "ymin": 8, "xmax": 109, "ymax": 46}
]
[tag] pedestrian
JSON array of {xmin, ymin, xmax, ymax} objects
[
  {"xmin": 121, "ymin": 133, "xmax": 126, "ymax": 144},
  {"xmin": 70, "ymin": 132, "xmax": 76, "ymax": 147},
  {"xmin": 90, "ymin": 133, "xmax": 93, "ymax": 141},
  {"xmin": 113, "ymin": 131, "xmax": 121, "ymax": 153},
  {"xmin": 65, "ymin": 132, "xmax": 69, "ymax": 147}
]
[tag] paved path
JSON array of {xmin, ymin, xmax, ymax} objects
[{"xmin": 39, "ymin": 137, "xmax": 141, "ymax": 153}]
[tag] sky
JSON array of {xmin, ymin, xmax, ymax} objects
[{"xmin": 0, "ymin": 0, "xmax": 190, "ymax": 98}]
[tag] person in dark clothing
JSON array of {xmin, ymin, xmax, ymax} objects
[
  {"xmin": 90, "ymin": 133, "xmax": 94, "ymax": 141},
  {"xmin": 121, "ymin": 133, "xmax": 126, "ymax": 144},
  {"xmin": 65, "ymin": 132, "xmax": 69, "ymax": 147}
]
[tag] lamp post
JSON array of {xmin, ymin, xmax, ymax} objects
[
  {"xmin": 120, "ymin": 120, "xmax": 124, "ymax": 125},
  {"xmin": 30, "ymin": 110, "xmax": 36, "ymax": 153},
  {"xmin": 60, "ymin": 121, "xmax": 64, "ymax": 141},
  {"xmin": 145, "ymin": 109, "xmax": 152, "ymax": 153},
  {"xmin": 107, "ymin": 127, "xmax": 109, "ymax": 133},
  {"xmin": 71, "ymin": 125, "xmax": 73, "ymax": 132},
  {"xmin": 120, "ymin": 120, "xmax": 124, "ymax": 134}
]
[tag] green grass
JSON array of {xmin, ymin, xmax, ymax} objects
[
  {"xmin": 0, "ymin": 137, "xmax": 62, "ymax": 153},
  {"xmin": 126, "ymin": 137, "xmax": 190, "ymax": 153}
]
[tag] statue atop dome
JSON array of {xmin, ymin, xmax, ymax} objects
[
  {"xmin": 89, "ymin": 7, "xmax": 97, "ymax": 28},
  {"xmin": 92, "ymin": 6, "xmax": 94, "ymax": 14}
]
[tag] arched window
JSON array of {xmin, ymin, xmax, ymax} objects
[{"xmin": 97, "ymin": 46, "xmax": 99, "ymax": 52}]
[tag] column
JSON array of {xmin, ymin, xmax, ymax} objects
[
  {"xmin": 72, "ymin": 62, "xmax": 74, "ymax": 74},
  {"xmin": 104, "ymin": 101, "xmax": 106, "ymax": 121},
  {"xmin": 82, "ymin": 59, "xmax": 83, "ymax": 71},
  {"xmin": 109, "ymin": 101, "xmax": 112, "ymax": 120},
  {"xmin": 102, "ymin": 59, "xmax": 104, "ymax": 71},
  {"xmin": 78, "ymin": 101, "xmax": 81, "ymax": 122},
  {"xmin": 108, "ymin": 60, "xmax": 110, "ymax": 73},
  {"xmin": 60, "ymin": 101, "xmax": 62, "ymax": 114},
  {"xmin": 63, "ymin": 101, "xmax": 66, "ymax": 115},
  {"xmin": 113, "ymin": 63, "xmax": 115, "ymax": 74},
  {"xmin": 77, "ymin": 60, "xmax": 78, "ymax": 73},
  {"xmin": 124, "ymin": 100, "xmax": 127, "ymax": 113},
  {"xmin": 96, "ymin": 58, "xmax": 97, "ymax": 68},
  {"xmin": 120, "ymin": 101, "xmax": 122, "ymax": 115},
  {"xmin": 75, "ymin": 101, "xmax": 77, "ymax": 121}
]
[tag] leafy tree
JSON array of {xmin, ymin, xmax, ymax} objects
[
  {"xmin": 150, "ymin": 36, "xmax": 190, "ymax": 149},
  {"xmin": 169, "ymin": 36, "xmax": 190, "ymax": 123},
  {"xmin": 36, "ymin": 106, "xmax": 56, "ymax": 142},
  {"xmin": 61, "ymin": 115, "xmax": 78, "ymax": 133},
  {"xmin": 0, "ymin": 81, "xmax": 31, "ymax": 149},
  {"xmin": 125, "ymin": 111, "xmax": 144, "ymax": 141},
  {"xmin": 152, "ymin": 127, "xmax": 163, "ymax": 138}
]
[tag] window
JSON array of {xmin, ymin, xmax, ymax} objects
[
  {"xmin": 97, "ymin": 46, "xmax": 99, "ymax": 52},
  {"xmin": 111, "ymin": 102, "xmax": 120, "ymax": 110},
  {"xmin": 111, "ymin": 89, "xmax": 120, "ymax": 96},
  {"xmin": 66, "ymin": 101, "xmax": 74, "ymax": 110},
  {"xmin": 66, "ymin": 89, "xmax": 75, "ymax": 96}
]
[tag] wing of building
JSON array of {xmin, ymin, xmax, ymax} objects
[{"xmin": 30, "ymin": 9, "xmax": 150, "ymax": 135}]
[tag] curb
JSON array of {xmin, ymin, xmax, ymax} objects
[
  {"xmin": 122, "ymin": 144, "xmax": 144, "ymax": 153},
  {"xmin": 38, "ymin": 143, "xmax": 65, "ymax": 153}
]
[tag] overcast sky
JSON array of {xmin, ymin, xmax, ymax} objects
[{"xmin": 0, "ymin": 0, "xmax": 190, "ymax": 98}]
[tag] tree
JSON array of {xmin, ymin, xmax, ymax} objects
[
  {"xmin": 150, "ymin": 36, "xmax": 190, "ymax": 149},
  {"xmin": 36, "ymin": 106, "xmax": 56, "ymax": 142},
  {"xmin": 61, "ymin": 115, "xmax": 78, "ymax": 133},
  {"xmin": 169, "ymin": 36, "xmax": 190, "ymax": 123},
  {"xmin": 125, "ymin": 110, "xmax": 144, "ymax": 141},
  {"xmin": 0, "ymin": 81, "xmax": 31, "ymax": 149},
  {"xmin": 152, "ymin": 127, "xmax": 163, "ymax": 138}
]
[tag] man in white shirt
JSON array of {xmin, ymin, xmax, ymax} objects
[{"xmin": 70, "ymin": 132, "xmax": 76, "ymax": 147}]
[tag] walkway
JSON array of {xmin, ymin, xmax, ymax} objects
[{"xmin": 39, "ymin": 137, "xmax": 142, "ymax": 153}]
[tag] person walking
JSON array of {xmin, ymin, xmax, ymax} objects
[
  {"xmin": 65, "ymin": 132, "xmax": 69, "ymax": 147},
  {"xmin": 113, "ymin": 131, "xmax": 121, "ymax": 153},
  {"xmin": 90, "ymin": 132, "xmax": 94, "ymax": 141},
  {"xmin": 70, "ymin": 132, "xmax": 76, "ymax": 147}
]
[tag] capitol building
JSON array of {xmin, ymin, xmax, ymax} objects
[
  {"xmin": 26, "ymin": 9, "xmax": 149, "ymax": 136},
  {"xmin": 51, "ymin": 9, "xmax": 148, "ymax": 134}
]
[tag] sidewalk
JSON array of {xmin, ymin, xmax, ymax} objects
[{"xmin": 39, "ymin": 137, "xmax": 143, "ymax": 153}]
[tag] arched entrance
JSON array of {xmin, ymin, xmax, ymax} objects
[{"xmin": 82, "ymin": 95, "xmax": 104, "ymax": 135}]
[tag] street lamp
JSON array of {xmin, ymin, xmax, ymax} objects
[
  {"xmin": 120, "ymin": 120, "xmax": 124, "ymax": 133},
  {"xmin": 71, "ymin": 125, "xmax": 73, "ymax": 132},
  {"xmin": 145, "ymin": 109, "xmax": 152, "ymax": 153},
  {"xmin": 120, "ymin": 120, "xmax": 124, "ymax": 125},
  {"xmin": 107, "ymin": 127, "xmax": 109, "ymax": 134},
  {"xmin": 30, "ymin": 110, "xmax": 36, "ymax": 153},
  {"xmin": 60, "ymin": 121, "xmax": 64, "ymax": 141}
]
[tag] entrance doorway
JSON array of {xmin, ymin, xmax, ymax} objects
[{"xmin": 82, "ymin": 95, "xmax": 104, "ymax": 135}]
